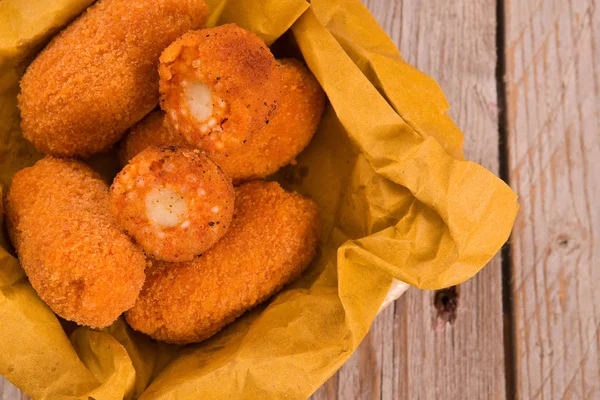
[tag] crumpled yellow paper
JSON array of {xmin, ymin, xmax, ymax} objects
[{"xmin": 0, "ymin": 0, "xmax": 519, "ymax": 398}]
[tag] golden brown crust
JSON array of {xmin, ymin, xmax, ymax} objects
[
  {"xmin": 207, "ymin": 59, "xmax": 326, "ymax": 183},
  {"xmin": 118, "ymin": 110, "xmax": 188, "ymax": 166},
  {"xmin": 120, "ymin": 59, "xmax": 325, "ymax": 183},
  {"xmin": 110, "ymin": 146, "xmax": 235, "ymax": 262},
  {"xmin": 158, "ymin": 24, "xmax": 281, "ymax": 153},
  {"xmin": 18, "ymin": 0, "xmax": 209, "ymax": 157},
  {"xmin": 5, "ymin": 157, "xmax": 147, "ymax": 328},
  {"xmin": 125, "ymin": 181, "xmax": 320, "ymax": 344}
]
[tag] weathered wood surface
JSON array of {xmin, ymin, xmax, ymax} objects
[
  {"xmin": 505, "ymin": 0, "xmax": 600, "ymax": 398},
  {"xmin": 0, "ymin": 380, "xmax": 25, "ymax": 400},
  {"xmin": 311, "ymin": 0, "xmax": 507, "ymax": 398}
]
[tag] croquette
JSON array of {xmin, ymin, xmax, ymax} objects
[
  {"xmin": 119, "ymin": 110, "xmax": 188, "ymax": 166},
  {"xmin": 4, "ymin": 158, "xmax": 147, "ymax": 328},
  {"xmin": 110, "ymin": 146, "xmax": 235, "ymax": 262},
  {"xmin": 125, "ymin": 181, "xmax": 320, "ymax": 344},
  {"xmin": 18, "ymin": 0, "xmax": 209, "ymax": 157},
  {"xmin": 120, "ymin": 59, "xmax": 325, "ymax": 183},
  {"xmin": 158, "ymin": 24, "xmax": 281, "ymax": 154},
  {"xmin": 208, "ymin": 59, "xmax": 326, "ymax": 182}
]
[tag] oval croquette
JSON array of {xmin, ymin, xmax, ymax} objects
[
  {"xmin": 207, "ymin": 59, "xmax": 326, "ymax": 183},
  {"xmin": 18, "ymin": 0, "xmax": 209, "ymax": 157},
  {"xmin": 158, "ymin": 24, "xmax": 281, "ymax": 154},
  {"xmin": 5, "ymin": 158, "xmax": 147, "ymax": 328},
  {"xmin": 125, "ymin": 181, "xmax": 319, "ymax": 344}
]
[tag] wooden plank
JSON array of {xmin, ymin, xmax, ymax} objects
[
  {"xmin": 0, "ymin": 379, "xmax": 26, "ymax": 400},
  {"xmin": 312, "ymin": 0, "xmax": 507, "ymax": 398},
  {"xmin": 504, "ymin": 0, "xmax": 600, "ymax": 398}
]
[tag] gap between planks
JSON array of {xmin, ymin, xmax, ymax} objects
[{"xmin": 497, "ymin": 0, "xmax": 518, "ymax": 398}]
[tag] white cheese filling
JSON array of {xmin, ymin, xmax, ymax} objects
[
  {"xmin": 185, "ymin": 81, "xmax": 213, "ymax": 122},
  {"xmin": 145, "ymin": 187, "xmax": 188, "ymax": 228}
]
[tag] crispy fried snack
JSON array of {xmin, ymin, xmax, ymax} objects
[
  {"xmin": 125, "ymin": 181, "xmax": 319, "ymax": 344},
  {"xmin": 118, "ymin": 110, "xmax": 188, "ymax": 166},
  {"xmin": 208, "ymin": 59, "xmax": 326, "ymax": 182},
  {"xmin": 110, "ymin": 146, "xmax": 234, "ymax": 262},
  {"xmin": 18, "ymin": 0, "xmax": 209, "ymax": 157},
  {"xmin": 121, "ymin": 59, "xmax": 325, "ymax": 183},
  {"xmin": 158, "ymin": 24, "xmax": 281, "ymax": 153},
  {"xmin": 4, "ymin": 158, "xmax": 147, "ymax": 328}
]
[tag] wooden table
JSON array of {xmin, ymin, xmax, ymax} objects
[{"xmin": 2, "ymin": 0, "xmax": 598, "ymax": 399}]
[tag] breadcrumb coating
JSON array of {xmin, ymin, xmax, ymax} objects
[
  {"xmin": 118, "ymin": 110, "xmax": 188, "ymax": 166},
  {"xmin": 110, "ymin": 146, "xmax": 234, "ymax": 262},
  {"xmin": 18, "ymin": 0, "xmax": 209, "ymax": 157},
  {"xmin": 158, "ymin": 24, "xmax": 281, "ymax": 154},
  {"xmin": 120, "ymin": 59, "xmax": 325, "ymax": 183},
  {"xmin": 125, "ymin": 181, "xmax": 320, "ymax": 344},
  {"xmin": 4, "ymin": 158, "xmax": 147, "ymax": 328},
  {"xmin": 207, "ymin": 59, "xmax": 326, "ymax": 182}
]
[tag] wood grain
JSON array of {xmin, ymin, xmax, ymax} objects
[
  {"xmin": 312, "ymin": 0, "xmax": 507, "ymax": 398},
  {"xmin": 504, "ymin": 0, "xmax": 600, "ymax": 398},
  {"xmin": 0, "ymin": 379, "xmax": 26, "ymax": 400}
]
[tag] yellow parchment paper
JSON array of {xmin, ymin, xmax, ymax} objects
[{"xmin": 0, "ymin": 0, "xmax": 519, "ymax": 399}]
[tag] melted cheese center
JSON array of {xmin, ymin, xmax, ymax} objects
[
  {"xmin": 185, "ymin": 82, "xmax": 213, "ymax": 121},
  {"xmin": 145, "ymin": 187, "xmax": 188, "ymax": 227}
]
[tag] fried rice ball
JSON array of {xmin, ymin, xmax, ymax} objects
[
  {"xmin": 18, "ymin": 0, "xmax": 209, "ymax": 157},
  {"xmin": 125, "ymin": 181, "xmax": 320, "ymax": 344},
  {"xmin": 4, "ymin": 158, "xmax": 147, "ymax": 328},
  {"xmin": 118, "ymin": 110, "xmax": 188, "ymax": 166},
  {"xmin": 121, "ymin": 59, "xmax": 325, "ymax": 183},
  {"xmin": 207, "ymin": 59, "xmax": 326, "ymax": 182},
  {"xmin": 158, "ymin": 24, "xmax": 281, "ymax": 154},
  {"xmin": 109, "ymin": 146, "xmax": 235, "ymax": 262}
]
